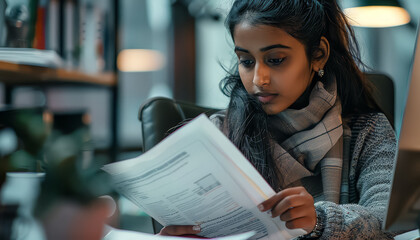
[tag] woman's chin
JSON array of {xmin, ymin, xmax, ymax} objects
[{"xmin": 262, "ymin": 104, "xmax": 286, "ymax": 115}]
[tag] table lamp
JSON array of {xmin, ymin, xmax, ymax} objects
[{"xmin": 342, "ymin": 0, "xmax": 411, "ymax": 28}]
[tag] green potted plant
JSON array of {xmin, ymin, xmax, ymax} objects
[
  {"xmin": 0, "ymin": 107, "xmax": 48, "ymax": 240},
  {"xmin": 0, "ymin": 107, "xmax": 112, "ymax": 240}
]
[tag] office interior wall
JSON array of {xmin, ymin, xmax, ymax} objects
[
  {"xmin": 195, "ymin": 0, "xmax": 232, "ymax": 109},
  {"xmin": 350, "ymin": 0, "xmax": 420, "ymax": 135},
  {"xmin": 47, "ymin": 87, "xmax": 110, "ymax": 147},
  {"xmin": 195, "ymin": 17, "xmax": 231, "ymax": 109},
  {"xmin": 118, "ymin": 0, "xmax": 173, "ymax": 149}
]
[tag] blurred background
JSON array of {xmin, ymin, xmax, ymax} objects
[
  {"xmin": 0, "ymin": 0, "xmax": 419, "ymax": 239},
  {"xmin": 1, "ymin": 0, "xmax": 419, "ymax": 160}
]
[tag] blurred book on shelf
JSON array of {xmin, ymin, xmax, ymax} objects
[
  {"xmin": 32, "ymin": 0, "xmax": 47, "ymax": 49},
  {"xmin": 44, "ymin": 0, "xmax": 111, "ymax": 73},
  {"xmin": 0, "ymin": 0, "xmax": 7, "ymax": 47},
  {"xmin": 2, "ymin": 0, "xmax": 113, "ymax": 73}
]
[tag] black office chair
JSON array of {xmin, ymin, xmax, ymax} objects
[
  {"xmin": 137, "ymin": 72, "xmax": 395, "ymax": 233},
  {"xmin": 365, "ymin": 73, "xmax": 395, "ymax": 128},
  {"xmin": 138, "ymin": 97, "xmax": 221, "ymax": 152}
]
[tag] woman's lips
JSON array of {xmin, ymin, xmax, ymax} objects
[{"xmin": 255, "ymin": 93, "xmax": 277, "ymax": 104}]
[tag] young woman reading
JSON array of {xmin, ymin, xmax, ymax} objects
[{"xmin": 159, "ymin": 0, "xmax": 396, "ymax": 239}]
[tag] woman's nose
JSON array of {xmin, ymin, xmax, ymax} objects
[{"xmin": 253, "ymin": 63, "xmax": 270, "ymax": 87}]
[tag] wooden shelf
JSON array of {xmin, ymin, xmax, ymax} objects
[{"xmin": 0, "ymin": 60, "xmax": 117, "ymax": 86}]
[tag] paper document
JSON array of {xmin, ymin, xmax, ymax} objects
[
  {"xmin": 103, "ymin": 226, "xmax": 255, "ymax": 240},
  {"xmin": 0, "ymin": 48, "xmax": 63, "ymax": 68},
  {"xmin": 102, "ymin": 115, "xmax": 306, "ymax": 240}
]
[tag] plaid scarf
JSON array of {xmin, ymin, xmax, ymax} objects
[{"xmin": 268, "ymin": 80, "xmax": 350, "ymax": 203}]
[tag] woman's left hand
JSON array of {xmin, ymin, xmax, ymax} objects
[{"xmin": 258, "ymin": 186, "xmax": 316, "ymax": 233}]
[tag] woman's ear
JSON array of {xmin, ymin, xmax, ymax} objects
[{"xmin": 312, "ymin": 36, "xmax": 330, "ymax": 72}]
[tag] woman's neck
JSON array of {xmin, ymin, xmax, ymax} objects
[{"xmin": 289, "ymin": 79, "xmax": 319, "ymax": 110}]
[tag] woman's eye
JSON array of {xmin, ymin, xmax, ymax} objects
[
  {"xmin": 267, "ymin": 58, "xmax": 285, "ymax": 65},
  {"xmin": 239, "ymin": 59, "xmax": 254, "ymax": 67}
]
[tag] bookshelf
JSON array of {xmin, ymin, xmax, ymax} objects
[
  {"xmin": 0, "ymin": 60, "xmax": 116, "ymax": 86},
  {"xmin": 0, "ymin": 61, "xmax": 120, "ymax": 161},
  {"xmin": 0, "ymin": 0, "xmax": 120, "ymax": 161},
  {"xmin": 0, "ymin": 59, "xmax": 119, "ymax": 159}
]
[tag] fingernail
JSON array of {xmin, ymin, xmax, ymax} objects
[
  {"xmin": 192, "ymin": 225, "xmax": 201, "ymax": 232},
  {"xmin": 258, "ymin": 204, "xmax": 264, "ymax": 211}
]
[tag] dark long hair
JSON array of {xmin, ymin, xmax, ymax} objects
[{"xmin": 220, "ymin": 0, "xmax": 379, "ymax": 189}]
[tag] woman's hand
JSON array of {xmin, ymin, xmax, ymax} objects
[
  {"xmin": 258, "ymin": 186, "xmax": 316, "ymax": 233},
  {"xmin": 159, "ymin": 225, "xmax": 202, "ymax": 237}
]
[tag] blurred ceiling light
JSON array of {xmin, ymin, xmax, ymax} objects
[
  {"xmin": 343, "ymin": 0, "xmax": 411, "ymax": 28},
  {"xmin": 117, "ymin": 49, "xmax": 166, "ymax": 72}
]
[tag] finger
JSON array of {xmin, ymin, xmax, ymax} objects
[
  {"xmin": 279, "ymin": 205, "xmax": 313, "ymax": 222},
  {"xmin": 270, "ymin": 194, "xmax": 306, "ymax": 217},
  {"xmin": 271, "ymin": 192, "xmax": 314, "ymax": 218},
  {"xmin": 159, "ymin": 225, "xmax": 201, "ymax": 236},
  {"xmin": 259, "ymin": 187, "xmax": 306, "ymax": 211},
  {"xmin": 285, "ymin": 216, "xmax": 315, "ymax": 231}
]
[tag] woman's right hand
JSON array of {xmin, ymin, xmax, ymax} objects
[{"xmin": 158, "ymin": 225, "xmax": 202, "ymax": 237}]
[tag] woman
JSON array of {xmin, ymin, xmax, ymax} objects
[{"xmin": 160, "ymin": 0, "xmax": 396, "ymax": 239}]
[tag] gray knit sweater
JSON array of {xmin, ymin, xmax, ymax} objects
[
  {"xmin": 314, "ymin": 112, "xmax": 396, "ymax": 239},
  {"xmin": 210, "ymin": 112, "xmax": 397, "ymax": 240}
]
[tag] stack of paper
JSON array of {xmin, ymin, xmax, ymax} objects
[{"xmin": 0, "ymin": 48, "xmax": 63, "ymax": 68}]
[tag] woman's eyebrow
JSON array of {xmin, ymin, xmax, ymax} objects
[
  {"xmin": 234, "ymin": 44, "xmax": 291, "ymax": 53},
  {"xmin": 234, "ymin": 46, "xmax": 249, "ymax": 53},
  {"xmin": 260, "ymin": 44, "xmax": 291, "ymax": 52}
]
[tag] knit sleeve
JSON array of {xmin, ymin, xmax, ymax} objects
[
  {"xmin": 209, "ymin": 110, "xmax": 227, "ymax": 132},
  {"xmin": 315, "ymin": 113, "xmax": 397, "ymax": 239}
]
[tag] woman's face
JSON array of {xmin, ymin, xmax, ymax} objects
[{"xmin": 233, "ymin": 22, "xmax": 315, "ymax": 115}]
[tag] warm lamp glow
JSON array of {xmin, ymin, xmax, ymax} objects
[
  {"xmin": 117, "ymin": 49, "xmax": 166, "ymax": 72},
  {"xmin": 43, "ymin": 111, "xmax": 53, "ymax": 124},
  {"xmin": 344, "ymin": 6, "xmax": 410, "ymax": 27}
]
